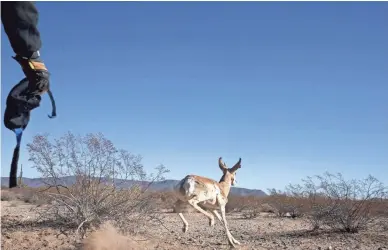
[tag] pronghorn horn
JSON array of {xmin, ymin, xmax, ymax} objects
[
  {"xmin": 218, "ymin": 157, "xmax": 227, "ymax": 170},
  {"xmin": 230, "ymin": 158, "xmax": 242, "ymax": 173}
]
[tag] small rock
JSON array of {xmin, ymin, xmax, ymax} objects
[{"xmin": 42, "ymin": 240, "xmax": 49, "ymax": 247}]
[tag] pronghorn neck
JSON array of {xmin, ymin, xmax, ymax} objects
[{"xmin": 219, "ymin": 172, "xmax": 233, "ymax": 197}]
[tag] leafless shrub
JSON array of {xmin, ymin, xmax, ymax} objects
[
  {"xmin": 259, "ymin": 203, "xmax": 275, "ymax": 213},
  {"xmin": 225, "ymin": 194, "xmax": 263, "ymax": 214},
  {"xmin": 1, "ymin": 189, "xmax": 19, "ymax": 201},
  {"xmin": 240, "ymin": 196, "xmax": 261, "ymax": 219},
  {"xmin": 151, "ymin": 191, "xmax": 180, "ymax": 212},
  {"xmin": 241, "ymin": 208, "xmax": 260, "ymax": 219},
  {"xmin": 266, "ymin": 189, "xmax": 305, "ymax": 218},
  {"xmin": 225, "ymin": 194, "xmax": 243, "ymax": 213},
  {"xmin": 0, "ymin": 187, "xmax": 46, "ymax": 205},
  {"xmin": 27, "ymin": 132, "xmax": 169, "ymax": 237},
  {"xmin": 223, "ymin": 194, "xmax": 264, "ymax": 218},
  {"xmin": 286, "ymin": 172, "xmax": 388, "ymax": 233}
]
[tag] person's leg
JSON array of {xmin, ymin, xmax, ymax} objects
[
  {"xmin": 1, "ymin": 1, "xmax": 42, "ymax": 58},
  {"xmin": 1, "ymin": 1, "xmax": 50, "ymax": 96}
]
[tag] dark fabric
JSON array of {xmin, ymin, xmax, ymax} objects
[
  {"xmin": 9, "ymin": 146, "xmax": 21, "ymax": 188},
  {"xmin": 1, "ymin": 1, "xmax": 56, "ymax": 130},
  {"xmin": 4, "ymin": 78, "xmax": 41, "ymax": 131},
  {"xmin": 1, "ymin": 1, "xmax": 54, "ymax": 189},
  {"xmin": 1, "ymin": 1, "xmax": 42, "ymax": 58}
]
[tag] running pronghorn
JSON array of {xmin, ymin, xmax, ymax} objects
[{"xmin": 174, "ymin": 157, "xmax": 242, "ymax": 248}]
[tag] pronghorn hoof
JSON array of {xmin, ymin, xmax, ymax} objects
[
  {"xmin": 209, "ymin": 219, "xmax": 215, "ymax": 227},
  {"xmin": 228, "ymin": 242, "xmax": 237, "ymax": 248},
  {"xmin": 182, "ymin": 226, "xmax": 188, "ymax": 233},
  {"xmin": 233, "ymin": 239, "xmax": 241, "ymax": 245}
]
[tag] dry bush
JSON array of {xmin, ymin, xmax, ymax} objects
[
  {"xmin": 225, "ymin": 194, "xmax": 277, "ymax": 216},
  {"xmin": 265, "ymin": 189, "xmax": 305, "ymax": 218},
  {"xmin": 225, "ymin": 194, "xmax": 264, "ymax": 219},
  {"xmin": 174, "ymin": 199, "xmax": 197, "ymax": 213},
  {"xmin": 1, "ymin": 187, "xmax": 48, "ymax": 206},
  {"xmin": 1, "ymin": 189, "xmax": 20, "ymax": 201},
  {"xmin": 241, "ymin": 208, "xmax": 260, "ymax": 219},
  {"xmin": 225, "ymin": 194, "xmax": 244, "ymax": 213},
  {"xmin": 259, "ymin": 203, "xmax": 275, "ymax": 213},
  {"xmin": 26, "ymin": 132, "xmax": 169, "ymax": 237},
  {"xmin": 369, "ymin": 198, "xmax": 388, "ymax": 217},
  {"xmin": 286, "ymin": 172, "xmax": 388, "ymax": 232},
  {"xmin": 240, "ymin": 196, "xmax": 262, "ymax": 219},
  {"xmin": 151, "ymin": 191, "xmax": 179, "ymax": 212},
  {"xmin": 225, "ymin": 195, "xmax": 259, "ymax": 213}
]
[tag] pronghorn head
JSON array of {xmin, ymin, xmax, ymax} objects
[{"xmin": 218, "ymin": 157, "xmax": 242, "ymax": 186}]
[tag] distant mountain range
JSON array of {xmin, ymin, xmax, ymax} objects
[{"xmin": 0, "ymin": 176, "xmax": 267, "ymax": 197}]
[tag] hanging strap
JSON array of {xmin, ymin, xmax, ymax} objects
[
  {"xmin": 9, "ymin": 128, "xmax": 23, "ymax": 188},
  {"xmin": 47, "ymin": 89, "xmax": 57, "ymax": 118}
]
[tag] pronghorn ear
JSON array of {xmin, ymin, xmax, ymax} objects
[
  {"xmin": 218, "ymin": 157, "xmax": 228, "ymax": 172},
  {"xmin": 230, "ymin": 158, "xmax": 241, "ymax": 173}
]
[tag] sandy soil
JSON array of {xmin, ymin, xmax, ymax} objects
[{"xmin": 1, "ymin": 190, "xmax": 388, "ymax": 250}]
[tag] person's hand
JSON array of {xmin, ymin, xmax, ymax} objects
[{"xmin": 12, "ymin": 53, "xmax": 50, "ymax": 96}]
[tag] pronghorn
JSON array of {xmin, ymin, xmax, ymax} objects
[{"xmin": 173, "ymin": 157, "xmax": 242, "ymax": 248}]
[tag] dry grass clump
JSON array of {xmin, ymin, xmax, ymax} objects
[{"xmin": 1, "ymin": 187, "xmax": 49, "ymax": 206}]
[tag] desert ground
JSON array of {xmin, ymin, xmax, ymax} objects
[{"xmin": 1, "ymin": 188, "xmax": 388, "ymax": 250}]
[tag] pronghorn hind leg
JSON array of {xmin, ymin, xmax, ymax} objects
[
  {"xmin": 178, "ymin": 213, "xmax": 189, "ymax": 233},
  {"xmin": 212, "ymin": 210, "xmax": 223, "ymax": 222},
  {"xmin": 188, "ymin": 198, "xmax": 215, "ymax": 227}
]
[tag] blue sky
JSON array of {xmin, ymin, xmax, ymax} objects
[{"xmin": 1, "ymin": 2, "xmax": 387, "ymax": 191}]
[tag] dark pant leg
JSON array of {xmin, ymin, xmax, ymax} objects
[{"xmin": 1, "ymin": 1, "xmax": 42, "ymax": 58}]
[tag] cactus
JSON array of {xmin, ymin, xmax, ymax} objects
[{"xmin": 17, "ymin": 164, "xmax": 26, "ymax": 187}]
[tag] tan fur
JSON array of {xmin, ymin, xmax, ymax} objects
[{"xmin": 173, "ymin": 157, "xmax": 242, "ymax": 248}]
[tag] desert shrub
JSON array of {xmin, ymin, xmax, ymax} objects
[
  {"xmin": 240, "ymin": 196, "xmax": 262, "ymax": 219},
  {"xmin": 258, "ymin": 203, "xmax": 275, "ymax": 213},
  {"xmin": 174, "ymin": 199, "xmax": 198, "ymax": 213},
  {"xmin": 224, "ymin": 194, "xmax": 263, "ymax": 219},
  {"xmin": 286, "ymin": 172, "xmax": 388, "ymax": 232},
  {"xmin": 265, "ymin": 189, "xmax": 305, "ymax": 218},
  {"xmin": 241, "ymin": 207, "xmax": 260, "ymax": 219},
  {"xmin": 225, "ymin": 194, "xmax": 243, "ymax": 213},
  {"xmin": 155, "ymin": 191, "xmax": 179, "ymax": 211},
  {"xmin": 0, "ymin": 187, "xmax": 48, "ymax": 206},
  {"xmin": 27, "ymin": 132, "xmax": 169, "ymax": 237},
  {"xmin": 225, "ymin": 194, "xmax": 263, "ymax": 214},
  {"xmin": 21, "ymin": 192, "xmax": 40, "ymax": 204},
  {"xmin": 1, "ymin": 189, "xmax": 19, "ymax": 201}
]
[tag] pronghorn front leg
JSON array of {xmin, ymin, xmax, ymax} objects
[
  {"xmin": 219, "ymin": 205, "xmax": 241, "ymax": 248},
  {"xmin": 213, "ymin": 209, "xmax": 241, "ymax": 245},
  {"xmin": 188, "ymin": 199, "xmax": 215, "ymax": 227}
]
